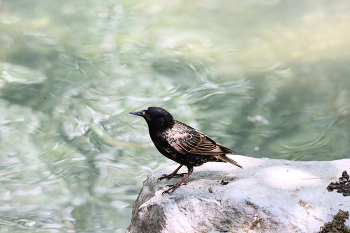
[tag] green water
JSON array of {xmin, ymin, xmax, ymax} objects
[{"xmin": 1, "ymin": 0, "xmax": 350, "ymax": 231}]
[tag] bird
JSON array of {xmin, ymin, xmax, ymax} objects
[{"xmin": 129, "ymin": 107, "xmax": 242, "ymax": 193}]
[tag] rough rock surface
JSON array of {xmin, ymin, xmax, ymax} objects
[{"xmin": 126, "ymin": 156, "xmax": 350, "ymax": 233}]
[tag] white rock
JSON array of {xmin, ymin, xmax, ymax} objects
[{"xmin": 126, "ymin": 155, "xmax": 350, "ymax": 233}]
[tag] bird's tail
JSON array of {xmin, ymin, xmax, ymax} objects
[{"xmin": 217, "ymin": 155, "xmax": 243, "ymax": 168}]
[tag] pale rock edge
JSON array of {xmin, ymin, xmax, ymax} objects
[{"xmin": 127, "ymin": 155, "xmax": 350, "ymax": 233}]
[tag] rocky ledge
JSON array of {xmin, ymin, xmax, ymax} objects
[{"xmin": 127, "ymin": 155, "xmax": 350, "ymax": 233}]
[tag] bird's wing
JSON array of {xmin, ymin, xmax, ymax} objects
[
  {"xmin": 166, "ymin": 127, "xmax": 204, "ymax": 154},
  {"xmin": 190, "ymin": 137, "xmax": 233, "ymax": 155},
  {"xmin": 166, "ymin": 122, "xmax": 233, "ymax": 155}
]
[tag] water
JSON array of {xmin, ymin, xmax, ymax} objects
[{"xmin": 1, "ymin": 0, "xmax": 350, "ymax": 231}]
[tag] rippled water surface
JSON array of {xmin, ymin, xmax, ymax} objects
[{"xmin": 1, "ymin": 0, "xmax": 350, "ymax": 231}]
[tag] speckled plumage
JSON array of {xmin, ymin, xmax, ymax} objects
[{"xmin": 130, "ymin": 107, "xmax": 242, "ymax": 193}]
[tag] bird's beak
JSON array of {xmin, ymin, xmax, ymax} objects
[{"xmin": 129, "ymin": 110, "xmax": 145, "ymax": 116}]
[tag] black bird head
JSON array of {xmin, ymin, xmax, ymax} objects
[{"xmin": 129, "ymin": 107, "xmax": 174, "ymax": 129}]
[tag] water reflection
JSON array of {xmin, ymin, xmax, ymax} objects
[{"xmin": 0, "ymin": 0, "xmax": 350, "ymax": 231}]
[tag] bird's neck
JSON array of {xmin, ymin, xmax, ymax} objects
[
  {"xmin": 147, "ymin": 118, "xmax": 174, "ymax": 134},
  {"xmin": 147, "ymin": 119, "xmax": 175, "ymax": 137}
]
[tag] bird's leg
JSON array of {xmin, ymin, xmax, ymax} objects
[
  {"xmin": 157, "ymin": 164, "xmax": 186, "ymax": 181},
  {"xmin": 162, "ymin": 166, "xmax": 193, "ymax": 194}
]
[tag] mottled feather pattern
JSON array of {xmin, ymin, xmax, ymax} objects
[
  {"xmin": 129, "ymin": 107, "xmax": 242, "ymax": 193},
  {"xmin": 166, "ymin": 121, "xmax": 232, "ymax": 156},
  {"xmin": 165, "ymin": 121, "xmax": 205, "ymax": 154}
]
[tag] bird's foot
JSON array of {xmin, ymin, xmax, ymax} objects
[
  {"xmin": 162, "ymin": 182, "xmax": 187, "ymax": 194},
  {"xmin": 157, "ymin": 173, "xmax": 187, "ymax": 181}
]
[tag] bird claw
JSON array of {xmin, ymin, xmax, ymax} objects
[
  {"xmin": 161, "ymin": 182, "xmax": 187, "ymax": 194},
  {"xmin": 166, "ymin": 183, "xmax": 187, "ymax": 187},
  {"xmin": 162, "ymin": 187, "xmax": 176, "ymax": 195},
  {"xmin": 162, "ymin": 190, "xmax": 170, "ymax": 195},
  {"xmin": 157, "ymin": 173, "xmax": 187, "ymax": 181}
]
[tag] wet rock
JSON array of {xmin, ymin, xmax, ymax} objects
[{"xmin": 127, "ymin": 156, "xmax": 350, "ymax": 233}]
